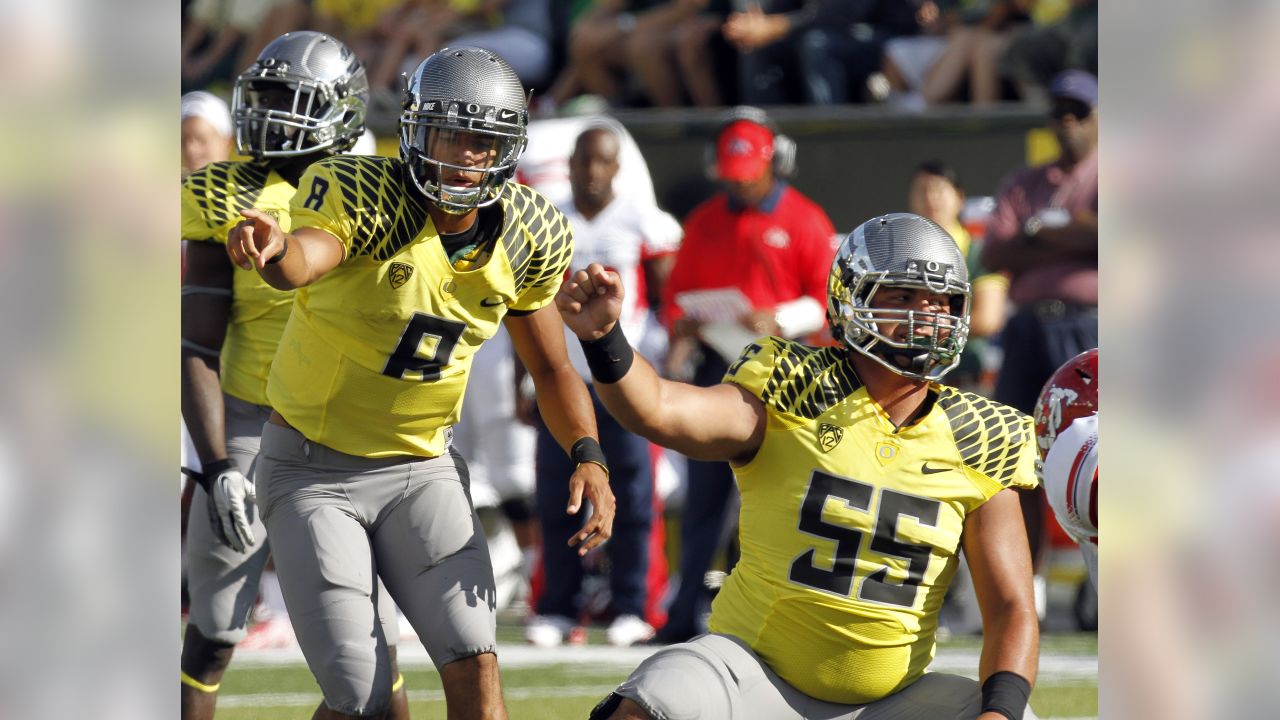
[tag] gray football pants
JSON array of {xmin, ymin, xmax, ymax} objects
[
  {"xmin": 612, "ymin": 633, "xmax": 1040, "ymax": 720},
  {"xmin": 257, "ymin": 422, "xmax": 499, "ymax": 716},
  {"xmin": 185, "ymin": 394, "xmax": 400, "ymax": 647}
]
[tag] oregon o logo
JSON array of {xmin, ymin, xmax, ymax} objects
[{"xmin": 874, "ymin": 441, "xmax": 900, "ymax": 466}]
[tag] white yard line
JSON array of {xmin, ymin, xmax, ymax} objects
[
  {"xmin": 218, "ymin": 684, "xmax": 618, "ymax": 708},
  {"xmin": 226, "ymin": 645, "xmax": 1096, "ymax": 715},
  {"xmin": 233, "ymin": 643, "xmax": 1098, "ymax": 682},
  {"xmin": 222, "ymin": 684, "xmax": 1095, "ymax": 718}
]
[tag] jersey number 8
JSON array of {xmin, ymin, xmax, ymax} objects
[{"xmin": 383, "ymin": 312, "xmax": 468, "ymax": 382}]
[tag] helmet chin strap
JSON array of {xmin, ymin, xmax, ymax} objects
[{"xmin": 859, "ymin": 331, "xmax": 937, "ymax": 377}]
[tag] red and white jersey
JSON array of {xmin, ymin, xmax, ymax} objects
[
  {"xmin": 1043, "ymin": 413, "xmax": 1098, "ymax": 585},
  {"xmin": 561, "ymin": 197, "xmax": 682, "ymax": 379}
]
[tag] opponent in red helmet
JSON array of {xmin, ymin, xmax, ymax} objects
[
  {"xmin": 1034, "ymin": 348, "xmax": 1099, "ymax": 587},
  {"xmin": 1033, "ymin": 348, "xmax": 1098, "ymax": 460}
]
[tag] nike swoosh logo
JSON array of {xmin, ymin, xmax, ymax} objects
[
  {"xmin": 480, "ymin": 296, "xmax": 505, "ymax": 307},
  {"xmin": 921, "ymin": 462, "xmax": 951, "ymax": 475}
]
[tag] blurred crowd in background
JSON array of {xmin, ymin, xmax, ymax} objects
[{"xmin": 183, "ymin": 0, "xmax": 1097, "ymax": 118}]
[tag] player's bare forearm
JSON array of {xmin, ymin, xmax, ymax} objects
[
  {"xmin": 596, "ymin": 359, "xmax": 765, "ymax": 463},
  {"xmin": 254, "ymin": 232, "xmax": 307, "ymax": 289},
  {"xmin": 589, "ymin": 350, "xmax": 666, "ymax": 439},
  {"xmin": 530, "ymin": 362, "xmax": 617, "ymax": 554},
  {"xmin": 508, "ymin": 304, "xmax": 616, "ymax": 552},
  {"xmin": 228, "ymin": 211, "xmax": 345, "ymax": 289},
  {"xmin": 506, "ymin": 305, "xmax": 600, "ymax": 450},
  {"xmin": 182, "ymin": 241, "xmax": 233, "ymax": 465},
  {"xmin": 256, "ymin": 228, "xmax": 343, "ymax": 289},
  {"xmin": 531, "ymin": 361, "xmax": 599, "ymax": 451},
  {"xmin": 976, "ymin": 602, "xmax": 1039, "ymax": 686},
  {"xmin": 182, "ymin": 353, "xmax": 229, "ymax": 465},
  {"xmin": 558, "ymin": 263, "xmax": 766, "ymax": 462},
  {"xmin": 964, "ymin": 489, "xmax": 1040, "ymax": 686}
]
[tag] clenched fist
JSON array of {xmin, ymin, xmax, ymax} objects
[{"xmin": 555, "ymin": 263, "xmax": 626, "ymax": 341}]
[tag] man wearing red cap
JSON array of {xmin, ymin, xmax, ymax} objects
[{"xmin": 654, "ymin": 107, "xmax": 836, "ymax": 644}]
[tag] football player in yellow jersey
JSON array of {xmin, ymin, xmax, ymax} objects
[
  {"xmin": 181, "ymin": 32, "xmax": 412, "ymax": 720},
  {"xmin": 227, "ymin": 47, "xmax": 616, "ymax": 720},
  {"xmin": 559, "ymin": 213, "xmax": 1041, "ymax": 720}
]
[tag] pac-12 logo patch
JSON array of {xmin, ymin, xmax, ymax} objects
[
  {"xmin": 388, "ymin": 262, "xmax": 414, "ymax": 289},
  {"xmin": 818, "ymin": 423, "xmax": 843, "ymax": 453}
]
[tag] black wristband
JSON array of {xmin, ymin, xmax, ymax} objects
[
  {"xmin": 579, "ymin": 323, "xmax": 634, "ymax": 384},
  {"xmin": 264, "ymin": 236, "xmax": 289, "ymax": 265},
  {"xmin": 197, "ymin": 458, "xmax": 234, "ymax": 492},
  {"xmin": 570, "ymin": 437, "xmax": 609, "ymax": 476},
  {"xmin": 981, "ymin": 671, "xmax": 1032, "ymax": 720}
]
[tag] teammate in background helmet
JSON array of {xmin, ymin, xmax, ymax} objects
[
  {"xmin": 1034, "ymin": 348, "xmax": 1099, "ymax": 587},
  {"xmin": 181, "ymin": 32, "xmax": 412, "ymax": 720},
  {"xmin": 226, "ymin": 46, "xmax": 616, "ymax": 720},
  {"xmin": 560, "ymin": 213, "xmax": 1041, "ymax": 720}
]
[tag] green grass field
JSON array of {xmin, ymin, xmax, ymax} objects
[{"xmin": 214, "ymin": 627, "xmax": 1097, "ymax": 719}]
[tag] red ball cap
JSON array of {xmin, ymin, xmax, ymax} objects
[{"xmin": 716, "ymin": 120, "xmax": 775, "ymax": 182}]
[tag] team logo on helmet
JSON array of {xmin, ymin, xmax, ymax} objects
[
  {"xmin": 388, "ymin": 262, "xmax": 414, "ymax": 289},
  {"xmin": 398, "ymin": 47, "xmax": 529, "ymax": 213},
  {"xmin": 826, "ymin": 213, "xmax": 973, "ymax": 381},
  {"xmin": 1035, "ymin": 386, "xmax": 1079, "ymax": 455},
  {"xmin": 818, "ymin": 423, "xmax": 844, "ymax": 453},
  {"xmin": 232, "ymin": 31, "xmax": 369, "ymax": 159},
  {"xmin": 1034, "ymin": 348, "xmax": 1099, "ymax": 460}
]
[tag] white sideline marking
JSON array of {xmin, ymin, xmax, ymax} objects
[
  {"xmin": 233, "ymin": 644, "xmax": 1098, "ymax": 681},
  {"xmin": 222, "ymin": 682, "xmax": 1096, "ymax": 719},
  {"xmin": 218, "ymin": 684, "xmax": 617, "ymax": 708},
  {"xmin": 226, "ymin": 645, "xmax": 1096, "ymax": 714}
]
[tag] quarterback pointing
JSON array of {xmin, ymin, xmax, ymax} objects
[
  {"xmin": 228, "ymin": 47, "xmax": 616, "ymax": 720},
  {"xmin": 180, "ymin": 32, "xmax": 409, "ymax": 720},
  {"xmin": 559, "ymin": 213, "xmax": 1041, "ymax": 720}
]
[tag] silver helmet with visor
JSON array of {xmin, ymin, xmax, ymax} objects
[
  {"xmin": 232, "ymin": 31, "xmax": 369, "ymax": 159},
  {"xmin": 827, "ymin": 213, "xmax": 972, "ymax": 381},
  {"xmin": 399, "ymin": 47, "xmax": 528, "ymax": 214}
]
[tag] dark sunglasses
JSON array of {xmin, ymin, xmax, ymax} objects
[{"xmin": 1050, "ymin": 99, "xmax": 1093, "ymax": 121}]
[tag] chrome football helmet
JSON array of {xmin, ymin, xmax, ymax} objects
[
  {"xmin": 232, "ymin": 31, "xmax": 369, "ymax": 159},
  {"xmin": 399, "ymin": 47, "xmax": 528, "ymax": 213},
  {"xmin": 827, "ymin": 213, "xmax": 971, "ymax": 381}
]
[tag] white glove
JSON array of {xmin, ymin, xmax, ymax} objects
[{"xmin": 203, "ymin": 460, "xmax": 257, "ymax": 553}]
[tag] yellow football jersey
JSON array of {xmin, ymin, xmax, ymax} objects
[
  {"xmin": 268, "ymin": 155, "xmax": 573, "ymax": 458},
  {"xmin": 181, "ymin": 161, "xmax": 296, "ymax": 406},
  {"xmin": 709, "ymin": 337, "xmax": 1038, "ymax": 705}
]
